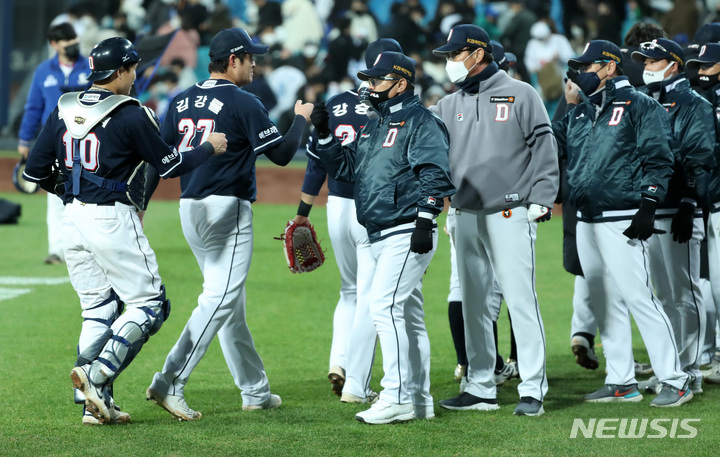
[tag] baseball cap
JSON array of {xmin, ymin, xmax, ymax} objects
[
  {"xmin": 365, "ymin": 38, "xmax": 403, "ymax": 68},
  {"xmin": 490, "ymin": 40, "xmax": 516, "ymax": 69},
  {"xmin": 631, "ymin": 38, "xmax": 685, "ymax": 68},
  {"xmin": 209, "ymin": 28, "xmax": 268, "ymax": 61},
  {"xmin": 432, "ymin": 24, "xmax": 493, "ymax": 56},
  {"xmin": 686, "ymin": 43, "xmax": 720, "ymax": 70},
  {"xmin": 568, "ymin": 40, "xmax": 622, "ymax": 71},
  {"xmin": 357, "ymin": 51, "xmax": 416, "ymax": 84},
  {"xmin": 694, "ymin": 23, "xmax": 720, "ymax": 45}
]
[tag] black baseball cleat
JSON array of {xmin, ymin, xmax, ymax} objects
[{"xmin": 439, "ymin": 392, "xmax": 500, "ymax": 411}]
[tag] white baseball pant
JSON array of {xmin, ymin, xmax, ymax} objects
[
  {"xmin": 150, "ymin": 196, "xmax": 272, "ymax": 407},
  {"xmin": 648, "ymin": 215, "xmax": 705, "ymax": 382},
  {"xmin": 454, "ymin": 206, "xmax": 548, "ymax": 401},
  {"xmin": 576, "ymin": 219, "xmax": 687, "ymax": 389},
  {"xmin": 368, "ymin": 225, "xmax": 435, "ymax": 408}
]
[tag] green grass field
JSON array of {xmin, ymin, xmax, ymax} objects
[{"xmin": 0, "ymin": 191, "xmax": 718, "ymax": 457}]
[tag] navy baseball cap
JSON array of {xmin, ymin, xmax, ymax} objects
[
  {"xmin": 686, "ymin": 43, "xmax": 720, "ymax": 70},
  {"xmin": 568, "ymin": 40, "xmax": 622, "ymax": 71},
  {"xmin": 694, "ymin": 23, "xmax": 720, "ymax": 45},
  {"xmin": 490, "ymin": 40, "xmax": 516, "ymax": 69},
  {"xmin": 209, "ymin": 28, "xmax": 268, "ymax": 60},
  {"xmin": 365, "ymin": 38, "xmax": 403, "ymax": 68},
  {"xmin": 358, "ymin": 51, "xmax": 416, "ymax": 83},
  {"xmin": 432, "ymin": 24, "xmax": 492, "ymax": 56},
  {"xmin": 631, "ymin": 38, "xmax": 685, "ymax": 68}
]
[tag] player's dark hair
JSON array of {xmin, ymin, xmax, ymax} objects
[
  {"xmin": 623, "ymin": 23, "xmax": 667, "ymax": 47},
  {"xmin": 388, "ymin": 72, "xmax": 415, "ymax": 93},
  {"xmin": 481, "ymin": 48, "xmax": 494, "ymax": 64},
  {"xmin": 208, "ymin": 53, "xmax": 252, "ymax": 74},
  {"xmin": 47, "ymin": 23, "xmax": 77, "ymax": 42}
]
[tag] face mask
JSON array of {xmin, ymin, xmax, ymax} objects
[
  {"xmin": 64, "ymin": 43, "xmax": 80, "ymax": 61},
  {"xmin": 445, "ymin": 50, "xmax": 478, "ymax": 84},
  {"xmin": 699, "ymin": 73, "xmax": 720, "ymax": 90},
  {"xmin": 569, "ymin": 70, "xmax": 602, "ymax": 95},
  {"xmin": 642, "ymin": 61, "xmax": 674, "ymax": 86},
  {"xmin": 369, "ymin": 81, "xmax": 399, "ymax": 108}
]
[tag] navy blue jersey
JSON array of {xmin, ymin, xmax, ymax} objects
[
  {"xmin": 161, "ymin": 79, "xmax": 282, "ymax": 201},
  {"xmin": 24, "ymin": 89, "xmax": 208, "ymax": 206},
  {"xmin": 303, "ymin": 89, "xmax": 369, "ymax": 199}
]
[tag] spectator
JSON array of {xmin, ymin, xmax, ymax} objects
[
  {"xmin": 281, "ymin": 0, "xmax": 324, "ymax": 55},
  {"xmin": 524, "ymin": 20, "xmax": 574, "ymax": 114},
  {"xmin": 501, "ymin": 0, "xmax": 537, "ymax": 82}
]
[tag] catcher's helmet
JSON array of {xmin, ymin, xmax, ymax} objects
[
  {"xmin": 87, "ymin": 37, "xmax": 140, "ymax": 82},
  {"xmin": 12, "ymin": 157, "xmax": 39, "ymax": 194}
]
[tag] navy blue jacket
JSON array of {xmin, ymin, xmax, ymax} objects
[
  {"xmin": 553, "ymin": 77, "xmax": 674, "ymax": 218},
  {"xmin": 317, "ymin": 91, "xmax": 455, "ymax": 241}
]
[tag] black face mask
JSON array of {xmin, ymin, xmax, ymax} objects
[
  {"xmin": 369, "ymin": 81, "xmax": 399, "ymax": 109},
  {"xmin": 699, "ymin": 73, "xmax": 720, "ymax": 91},
  {"xmin": 64, "ymin": 43, "xmax": 80, "ymax": 61},
  {"xmin": 567, "ymin": 69, "xmax": 602, "ymax": 95}
]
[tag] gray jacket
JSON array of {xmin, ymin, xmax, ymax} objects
[{"xmin": 431, "ymin": 69, "xmax": 559, "ymax": 212}]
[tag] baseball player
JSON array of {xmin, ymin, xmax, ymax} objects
[
  {"xmin": 313, "ymin": 51, "xmax": 455, "ymax": 424},
  {"xmin": 631, "ymin": 38, "xmax": 714, "ymax": 395},
  {"xmin": 18, "ymin": 23, "xmax": 90, "ymax": 265},
  {"xmin": 688, "ymin": 42, "xmax": 720, "ymax": 384},
  {"xmin": 297, "ymin": 38, "xmax": 403, "ymax": 401},
  {"xmin": 432, "ymin": 25, "xmax": 557, "ymax": 417},
  {"xmin": 22, "ymin": 36, "xmax": 227, "ymax": 425},
  {"xmin": 146, "ymin": 28, "xmax": 313, "ymax": 420},
  {"xmin": 555, "ymin": 40, "xmax": 691, "ymax": 407}
]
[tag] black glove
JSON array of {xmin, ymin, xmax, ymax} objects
[
  {"xmin": 410, "ymin": 217, "xmax": 434, "ymax": 254},
  {"xmin": 671, "ymin": 199, "xmax": 697, "ymax": 244},
  {"xmin": 311, "ymin": 102, "xmax": 331, "ymax": 138},
  {"xmin": 623, "ymin": 197, "xmax": 663, "ymax": 241}
]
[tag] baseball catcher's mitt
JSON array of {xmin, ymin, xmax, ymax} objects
[{"xmin": 275, "ymin": 220, "xmax": 325, "ymax": 273}]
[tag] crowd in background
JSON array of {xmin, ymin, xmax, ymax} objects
[{"xmin": 23, "ymin": 0, "xmax": 720, "ymax": 125}]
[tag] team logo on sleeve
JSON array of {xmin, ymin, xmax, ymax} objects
[
  {"xmin": 502, "ymin": 209, "xmax": 512, "ymax": 218},
  {"xmin": 258, "ymin": 126, "xmax": 279, "ymax": 139}
]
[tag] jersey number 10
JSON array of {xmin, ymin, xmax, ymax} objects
[{"xmin": 62, "ymin": 131, "xmax": 99, "ymax": 170}]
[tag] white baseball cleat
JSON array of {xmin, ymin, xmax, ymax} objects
[
  {"xmin": 146, "ymin": 388, "xmax": 202, "ymax": 421},
  {"xmin": 328, "ymin": 366, "xmax": 346, "ymax": 397},
  {"xmin": 243, "ymin": 394, "xmax": 282, "ymax": 411},
  {"xmin": 571, "ymin": 334, "xmax": 599, "ymax": 370},
  {"xmin": 341, "ymin": 391, "xmax": 379, "ymax": 404},
  {"xmin": 71, "ymin": 366, "xmax": 110, "ymax": 422},
  {"xmin": 453, "ymin": 364, "xmax": 466, "ymax": 382},
  {"xmin": 82, "ymin": 404, "xmax": 130, "ymax": 425},
  {"xmin": 355, "ymin": 399, "xmax": 414, "ymax": 425}
]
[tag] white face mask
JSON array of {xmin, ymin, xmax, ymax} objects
[
  {"xmin": 642, "ymin": 61, "xmax": 674, "ymax": 85},
  {"xmin": 445, "ymin": 50, "xmax": 479, "ymax": 84}
]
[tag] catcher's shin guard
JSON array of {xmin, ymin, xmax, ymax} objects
[{"xmin": 87, "ymin": 287, "xmax": 169, "ymax": 385}]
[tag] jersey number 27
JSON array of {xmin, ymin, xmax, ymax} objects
[{"xmin": 178, "ymin": 119, "xmax": 215, "ymax": 151}]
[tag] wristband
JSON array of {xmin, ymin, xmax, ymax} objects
[{"xmin": 297, "ymin": 200, "xmax": 313, "ymax": 217}]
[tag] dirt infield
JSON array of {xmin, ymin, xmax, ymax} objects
[{"xmin": 0, "ymin": 157, "xmax": 324, "ymax": 205}]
